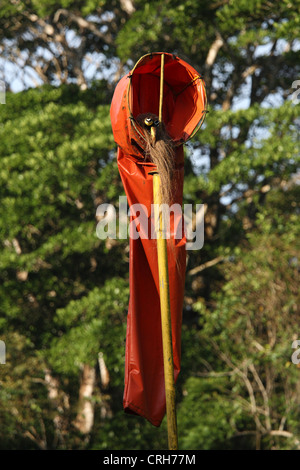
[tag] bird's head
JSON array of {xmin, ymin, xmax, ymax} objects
[{"xmin": 136, "ymin": 113, "xmax": 162, "ymax": 144}]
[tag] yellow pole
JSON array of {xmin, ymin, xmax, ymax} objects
[
  {"xmin": 159, "ymin": 53, "xmax": 165, "ymax": 122},
  {"xmin": 153, "ymin": 174, "xmax": 178, "ymax": 450},
  {"xmin": 152, "ymin": 53, "xmax": 178, "ymax": 450}
]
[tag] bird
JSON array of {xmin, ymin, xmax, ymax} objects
[{"xmin": 135, "ymin": 113, "xmax": 175, "ymax": 206}]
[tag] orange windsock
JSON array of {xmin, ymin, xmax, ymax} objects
[{"xmin": 110, "ymin": 52, "xmax": 207, "ymax": 426}]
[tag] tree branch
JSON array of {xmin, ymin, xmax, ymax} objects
[
  {"xmin": 188, "ymin": 256, "xmax": 224, "ymax": 276},
  {"xmin": 53, "ymin": 9, "xmax": 114, "ymax": 45},
  {"xmin": 249, "ymin": 363, "xmax": 271, "ymax": 431}
]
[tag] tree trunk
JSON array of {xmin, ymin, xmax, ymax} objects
[{"xmin": 73, "ymin": 364, "xmax": 96, "ymax": 435}]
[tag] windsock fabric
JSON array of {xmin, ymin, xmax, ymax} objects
[{"xmin": 110, "ymin": 52, "xmax": 207, "ymax": 426}]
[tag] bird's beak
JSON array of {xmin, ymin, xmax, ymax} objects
[{"xmin": 150, "ymin": 126, "xmax": 156, "ymax": 144}]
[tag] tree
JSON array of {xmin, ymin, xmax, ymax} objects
[
  {"xmin": 0, "ymin": 82, "xmax": 129, "ymax": 448},
  {"xmin": 178, "ymin": 187, "xmax": 300, "ymax": 449},
  {"xmin": 0, "ymin": 0, "xmax": 135, "ymax": 89}
]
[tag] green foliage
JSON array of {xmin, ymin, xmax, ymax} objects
[
  {"xmin": 180, "ymin": 195, "xmax": 300, "ymax": 449},
  {"xmin": 0, "ymin": 332, "xmax": 49, "ymax": 449},
  {"xmin": 48, "ymin": 278, "xmax": 129, "ymax": 379},
  {"xmin": 117, "ymin": 0, "xmax": 215, "ymax": 64},
  {"xmin": 178, "ymin": 376, "xmax": 237, "ymax": 450},
  {"xmin": 0, "ymin": 82, "xmax": 128, "ymax": 448}
]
